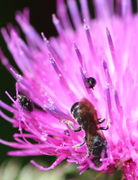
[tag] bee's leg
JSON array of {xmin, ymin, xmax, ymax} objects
[
  {"xmin": 97, "ymin": 118, "xmax": 106, "ymax": 124},
  {"xmin": 98, "ymin": 125, "xmax": 109, "ymax": 130},
  {"xmin": 61, "ymin": 120, "xmax": 74, "ymax": 130},
  {"xmin": 98, "ymin": 118, "xmax": 110, "ymax": 131},
  {"xmin": 74, "ymin": 127, "xmax": 82, "ymax": 132},
  {"xmin": 61, "ymin": 120, "xmax": 82, "ymax": 132},
  {"xmin": 72, "ymin": 141, "xmax": 85, "ymax": 149},
  {"xmin": 72, "ymin": 136, "xmax": 86, "ymax": 149}
]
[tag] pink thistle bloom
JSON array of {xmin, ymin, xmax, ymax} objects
[{"xmin": 0, "ymin": 0, "xmax": 137, "ymax": 179}]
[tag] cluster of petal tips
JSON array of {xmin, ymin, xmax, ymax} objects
[{"xmin": 0, "ymin": 0, "xmax": 138, "ymax": 179}]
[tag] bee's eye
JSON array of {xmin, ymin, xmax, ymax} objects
[
  {"xmin": 71, "ymin": 102, "xmax": 79, "ymax": 113},
  {"xmin": 71, "ymin": 102, "xmax": 80, "ymax": 118}
]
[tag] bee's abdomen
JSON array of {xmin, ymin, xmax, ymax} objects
[{"xmin": 92, "ymin": 135, "xmax": 106, "ymax": 157}]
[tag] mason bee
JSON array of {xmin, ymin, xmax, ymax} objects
[{"xmin": 71, "ymin": 98, "xmax": 108, "ymax": 167}]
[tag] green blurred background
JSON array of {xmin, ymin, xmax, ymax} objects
[{"xmin": 0, "ymin": 0, "xmax": 137, "ymax": 179}]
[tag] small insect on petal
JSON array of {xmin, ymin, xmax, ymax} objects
[
  {"xmin": 18, "ymin": 94, "xmax": 33, "ymax": 112},
  {"xmin": 85, "ymin": 77, "xmax": 96, "ymax": 89}
]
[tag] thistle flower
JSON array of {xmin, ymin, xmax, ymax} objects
[{"xmin": 0, "ymin": 0, "xmax": 137, "ymax": 179}]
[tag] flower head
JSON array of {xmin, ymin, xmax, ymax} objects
[{"xmin": 0, "ymin": 0, "xmax": 137, "ymax": 179}]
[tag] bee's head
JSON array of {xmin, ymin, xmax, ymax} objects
[{"xmin": 71, "ymin": 102, "xmax": 83, "ymax": 125}]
